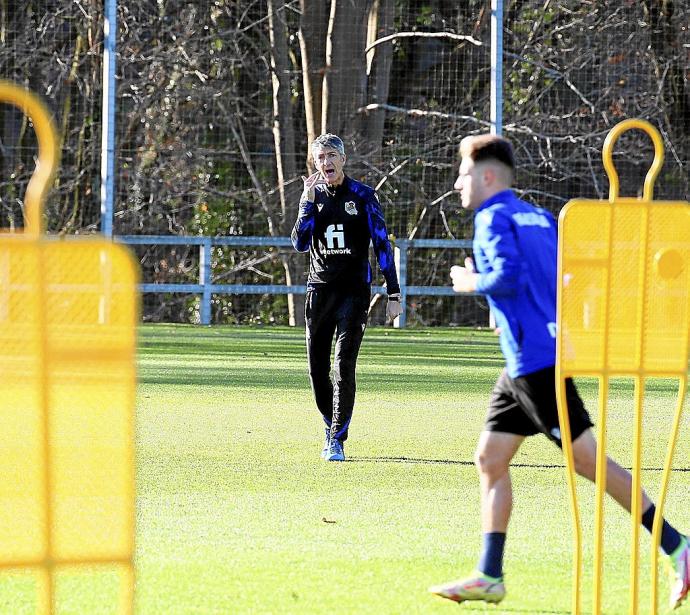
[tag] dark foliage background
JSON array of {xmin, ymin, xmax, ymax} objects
[{"xmin": 1, "ymin": 0, "xmax": 688, "ymax": 325}]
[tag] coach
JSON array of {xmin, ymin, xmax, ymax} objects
[{"xmin": 291, "ymin": 133, "xmax": 402, "ymax": 462}]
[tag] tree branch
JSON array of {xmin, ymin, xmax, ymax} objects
[
  {"xmin": 365, "ymin": 31, "xmax": 483, "ymax": 53},
  {"xmin": 357, "ymin": 102, "xmax": 492, "ymax": 127}
]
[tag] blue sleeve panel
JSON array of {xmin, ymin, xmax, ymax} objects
[
  {"xmin": 291, "ymin": 200, "xmax": 316, "ymax": 253},
  {"xmin": 472, "ymin": 190, "xmax": 558, "ymax": 378},
  {"xmin": 365, "ymin": 195, "xmax": 401, "ymax": 295},
  {"xmin": 474, "ymin": 210, "xmax": 521, "ymax": 296}
]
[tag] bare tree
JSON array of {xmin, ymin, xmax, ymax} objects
[
  {"xmin": 362, "ymin": 0, "xmax": 395, "ymax": 157},
  {"xmin": 298, "ymin": 0, "xmax": 328, "ymax": 162},
  {"xmin": 643, "ymin": 0, "xmax": 690, "ymax": 137},
  {"xmin": 268, "ymin": 0, "xmax": 305, "ymax": 325},
  {"xmin": 299, "ymin": 0, "xmax": 396, "ymax": 165}
]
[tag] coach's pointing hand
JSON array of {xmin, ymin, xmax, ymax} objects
[{"xmin": 301, "ymin": 172, "xmax": 325, "ymax": 203}]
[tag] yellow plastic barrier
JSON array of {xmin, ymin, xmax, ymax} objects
[
  {"xmin": 556, "ymin": 119, "xmax": 690, "ymax": 615},
  {"xmin": 0, "ymin": 82, "xmax": 138, "ymax": 613}
]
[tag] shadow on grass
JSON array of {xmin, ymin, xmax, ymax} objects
[
  {"xmin": 348, "ymin": 457, "xmax": 690, "ymax": 472},
  {"xmin": 466, "ymin": 608, "xmax": 573, "ymax": 614},
  {"xmin": 475, "ymin": 609, "xmax": 574, "ymax": 614}
]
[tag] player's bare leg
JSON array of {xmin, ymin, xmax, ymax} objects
[
  {"xmin": 571, "ymin": 429, "xmax": 653, "ymax": 513},
  {"xmin": 572, "ymin": 429, "xmax": 688, "ymax": 608},
  {"xmin": 476, "ymin": 431, "xmax": 524, "ymax": 532},
  {"xmin": 430, "ymin": 431, "xmax": 523, "ymax": 604}
]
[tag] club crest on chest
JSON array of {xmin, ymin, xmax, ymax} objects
[{"xmin": 344, "ymin": 201, "xmax": 358, "ymax": 216}]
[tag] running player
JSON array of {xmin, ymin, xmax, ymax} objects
[{"xmin": 429, "ymin": 134, "xmax": 689, "ymax": 608}]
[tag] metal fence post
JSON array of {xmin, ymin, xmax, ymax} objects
[
  {"xmin": 394, "ymin": 240, "xmax": 407, "ymax": 328},
  {"xmin": 488, "ymin": 0, "xmax": 503, "ymax": 329},
  {"xmin": 100, "ymin": 0, "xmax": 117, "ymax": 238},
  {"xmin": 199, "ymin": 239, "xmax": 212, "ymax": 325},
  {"xmin": 490, "ymin": 0, "xmax": 503, "ymax": 136}
]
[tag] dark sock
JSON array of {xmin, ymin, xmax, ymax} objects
[
  {"xmin": 477, "ymin": 532, "xmax": 506, "ymax": 579},
  {"xmin": 641, "ymin": 504, "xmax": 683, "ymax": 556}
]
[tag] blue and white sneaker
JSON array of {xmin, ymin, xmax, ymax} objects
[
  {"xmin": 325, "ymin": 438, "xmax": 345, "ymax": 462},
  {"xmin": 320, "ymin": 429, "xmax": 330, "ymax": 459}
]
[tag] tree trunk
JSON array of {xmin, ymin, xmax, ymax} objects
[
  {"xmin": 298, "ymin": 0, "xmax": 328, "ymax": 168},
  {"xmin": 300, "ymin": 0, "xmax": 393, "ymax": 174},
  {"xmin": 268, "ymin": 0, "xmax": 299, "ymax": 221},
  {"xmin": 281, "ymin": 252, "xmax": 307, "ymax": 327},
  {"xmin": 363, "ymin": 0, "xmax": 394, "ymax": 159},
  {"xmin": 322, "ymin": 0, "xmax": 372, "ymax": 142},
  {"xmin": 268, "ymin": 0, "xmax": 305, "ymax": 325}
]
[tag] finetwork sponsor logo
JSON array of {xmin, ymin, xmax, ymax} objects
[
  {"xmin": 323, "ymin": 224, "xmax": 351, "ymax": 254},
  {"xmin": 325, "ymin": 224, "xmax": 345, "ymax": 249}
]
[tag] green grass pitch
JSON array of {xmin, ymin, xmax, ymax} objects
[{"xmin": 2, "ymin": 324, "xmax": 689, "ymax": 614}]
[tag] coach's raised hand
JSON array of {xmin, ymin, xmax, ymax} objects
[{"xmin": 301, "ymin": 172, "xmax": 325, "ymax": 204}]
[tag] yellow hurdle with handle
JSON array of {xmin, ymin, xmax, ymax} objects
[
  {"xmin": 0, "ymin": 82, "xmax": 138, "ymax": 613},
  {"xmin": 555, "ymin": 119, "xmax": 690, "ymax": 614}
]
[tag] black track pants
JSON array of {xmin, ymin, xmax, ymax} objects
[{"xmin": 305, "ymin": 286, "xmax": 369, "ymax": 442}]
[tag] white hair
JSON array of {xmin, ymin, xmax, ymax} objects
[{"xmin": 311, "ymin": 133, "xmax": 345, "ymax": 155}]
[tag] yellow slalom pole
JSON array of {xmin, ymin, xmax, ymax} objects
[
  {"xmin": 593, "ymin": 375, "xmax": 608, "ymax": 615},
  {"xmin": 36, "ymin": 567, "xmax": 52, "ymax": 615},
  {"xmin": 559, "ymin": 118, "xmax": 689, "ymax": 615},
  {"xmin": 651, "ymin": 377, "xmax": 688, "ymax": 612},
  {"xmin": 555, "ymin": 231, "xmax": 582, "ymax": 615},
  {"xmin": 602, "ymin": 118, "xmax": 664, "ymax": 203},
  {"xmin": 630, "ymin": 376, "xmax": 644, "ymax": 615},
  {"xmin": 602, "ymin": 118, "xmax": 663, "ymax": 614},
  {"xmin": 0, "ymin": 81, "xmax": 59, "ymax": 238},
  {"xmin": 555, "ymin": 374, "xmax": 581, "ymax": 615},
  {"xmin": 0, "ymin": 81, "xmax": 59, "ymax": 615},
  {"xmin": 119, "ymin": 562, "xmax": 136, "ymax": 615},
  {"xmin": 589, "ymin": 135, "xmax": 620, "ymax": 614},
  {"xmin": 628, "ymin": 145, "xmax": 653, "ymax": 614}
]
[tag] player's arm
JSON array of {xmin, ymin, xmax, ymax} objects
[
  {"xmin": 366, "ymin": 194, "xmax": 403, "ymax": 322},
  {"xmin": 473, "ymin": 212, "xmax": 520, "ymax": 295},
  {"xmin": 365, "ymin": 194, "xmax": 401, "ymax": 295},
  {"xmin": 291, "ymin": 173, "xmax": 322, "ymax": 252},
  {"xmin": 450, "ymin": 257, "xmax": 479, "ymax": 292}
]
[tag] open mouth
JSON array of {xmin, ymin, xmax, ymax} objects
[{"xmin": 323, "ymin": 169, "xmax": 336, "ymax": 181}]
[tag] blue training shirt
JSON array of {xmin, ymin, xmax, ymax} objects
[{"xmin": 472, "ymin": 189, "xmax": 557, "ymax": 378}]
